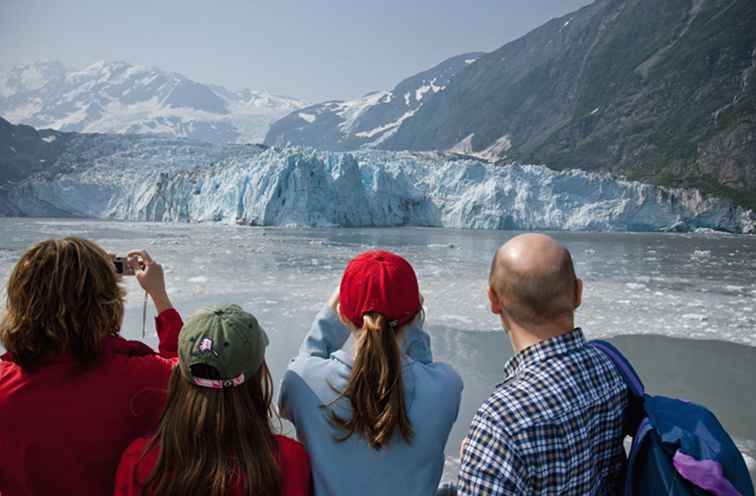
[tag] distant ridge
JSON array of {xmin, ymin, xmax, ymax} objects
[{"xmin": 0, "ymin": 60, "xmax": 306, "ymax": 144}]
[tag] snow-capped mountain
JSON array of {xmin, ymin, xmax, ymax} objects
[
  {"xmin": 265, "ymin": 53, "xmax": 483, "ymax": 151},
  {"xmin": 0, "ymin": 61, "xmax": 306, "ymax": 144},
  {"xmin": 265, "ymin": 0, "xmax": 756, "ymax": 214},
  {"xmin": 1, "ymin": 125, "xmax": 752, "ymax": 233}
]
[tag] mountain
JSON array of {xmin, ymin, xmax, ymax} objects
[
  {"xmin": 1, "ymin": 123, "xmax": 752, "ymax": 233},
  {"xmin": 266, "ymin": 0, "xmax": 756, "ymax": 210},
  {"xmin": 0, "ymin": 116, "xmax": 70, "ymax": 184},
  {"xmin": 265, "ymin": 53, "xmax": 484, "ymax": 151},
  {"xmin": 0, "ymin": 61, "xmax": 306, "ymax": 144}
]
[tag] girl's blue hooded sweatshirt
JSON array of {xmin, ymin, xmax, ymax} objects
[{"xmin": 279, "ymin": 306, "xmax": 463, "ymax": 496}]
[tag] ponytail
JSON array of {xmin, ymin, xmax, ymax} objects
[{"xmin": 330, "ymin": 312, "xmax": 414, "ymax": 449}]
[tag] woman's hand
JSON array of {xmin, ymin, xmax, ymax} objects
[{"xmin": 128, "ymin": 250, "xmax": 173, "ymax": 314}]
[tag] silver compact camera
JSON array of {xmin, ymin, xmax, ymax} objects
[{"xmin": 113, "ymin": 256, "xmax": 136, "ymax": 276}]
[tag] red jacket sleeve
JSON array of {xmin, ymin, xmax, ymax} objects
[
  {"xmin": 113, "ymin": 442, "xmax": 142, "ymax": 496},
  {"xmin": 154, "ymin": 308, "xmax": 182, "ymax": 358},
  {"xmin": 279, "ymin": 437, "xmax": 313, "ymax": 496},
  {"xmin": 121, "ymin": 309, "xmax": 183, "ymax": 435}
]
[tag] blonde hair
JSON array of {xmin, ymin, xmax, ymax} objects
[
  {"xmin": 330, "ymin": 312, "xmax": 414, "ymax": 449},
  {"xmin": 0, "ymin": 237, "xmax": 125, "ymax": 369}
]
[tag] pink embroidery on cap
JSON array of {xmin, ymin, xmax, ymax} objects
[{"xmin": 198, "ymin": 337, "xmax": 214, "ymax": 352}]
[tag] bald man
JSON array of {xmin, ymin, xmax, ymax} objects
[{"xmin": 456, "ymin": 234, "xmax": 628, "ymax": 495}]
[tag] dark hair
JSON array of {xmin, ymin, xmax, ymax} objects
[
  {"xmin": 329, "ymin": 312, "xmax": 414, "ymax": 449},
  {"xmin": 140, "ymin": 363, "xmax": 282, "ymax": 496},
  {"xmin": 489, "ymin": 246, "xmax": 578, "ymax": 325},
  {"xmin": 0, "ymin": 237, "xmax": 125, "ymax": 369}
]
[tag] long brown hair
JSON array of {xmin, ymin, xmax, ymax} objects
[
  {"xmin": 141, "ymin": 362, "xmax": 282, "ymax": 496},
  {"xmin": 0, "ymin": 237, "xmax": 124, "ymax": 369},
  {"xmin": 330, "ymin": 312, "xmax": 414, "ymax": 449}
]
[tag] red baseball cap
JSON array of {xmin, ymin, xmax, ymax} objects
[{"xmin": 339, "ymin": 250, "xmax": 421, "ymax": 329}]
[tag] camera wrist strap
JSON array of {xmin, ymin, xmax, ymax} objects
[{"xmin": 142, "ymin": 290, "xmax": 148, "ymax": 338}]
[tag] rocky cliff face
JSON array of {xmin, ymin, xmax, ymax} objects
[
  {"xmin": 268, "ymin": 0, "xmax": 756, "ymax": 210},
  {"xmin": 0, "ymin": 117, "xmax": 70, "ymax": 184},
  {"xmin": 264, "ymin": 53, "xmax": 483, "ymax": 151}
]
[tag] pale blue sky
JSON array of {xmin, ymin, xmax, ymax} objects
[{"xmin": 0, "ymin": 0, "xmax": 591, "ymax": 101}]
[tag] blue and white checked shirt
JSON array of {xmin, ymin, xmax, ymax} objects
[{"xmin": 457, "ymin": 328, "xmax": 627, "ymax": 495}]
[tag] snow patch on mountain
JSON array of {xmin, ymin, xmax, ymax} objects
[
  {"xmin": 298, "ymin": 112, "xmax": 316, "ymax": 123},
  {"xmin": 337, "ymin": 91, "xmax": 391, "ymax": 134},
  {"xmin": 415, "ymin": 79, "xmax": 445, "ymax": 101},
  {"xmin": 3, "ymin": 137, "xmax": 752, "ymax": 233},
  {"xmin": 354, "ymin": 107, "xmax": 421, "ymax": 142},
  {"xmin": 449, "ymin": 134, "xmax": 512, "ymax": 161}
]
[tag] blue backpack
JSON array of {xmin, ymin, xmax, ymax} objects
[{"xmin": 589, "ymin": 340, "xmax": 754, "ymax": 496}]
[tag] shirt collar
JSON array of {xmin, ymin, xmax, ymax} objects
[{"xmin": 501, "ymin": 327, "xmax": 585, "ymax": 382}]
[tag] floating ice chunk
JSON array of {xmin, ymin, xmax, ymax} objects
[
  {"xmin": 681, "ymin": 313, "xmax": 708, "ymax": 322},
  {"xmin": 625, "ymin": 283, "xmax": 647, "ymax": 290},
  {"xmin": 691, "ymin": 250, "xmax": 711, "ymax": 259},
  {"xmin": 188, "ymin": 275, "xmax": 208, "ymax": 283}
]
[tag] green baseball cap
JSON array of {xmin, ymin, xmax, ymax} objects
[{"xmin": 178, "ymin": 304, "xmax": 269, "ymax": 389}]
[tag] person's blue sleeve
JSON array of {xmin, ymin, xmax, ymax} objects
[
  {"xmin": 278, "ymin": 368, "xmax": 298, "ymax": 423},
  {"xmin": 401, "ymin": 314, "xmax": 433, "ymax": 363},
  {"xmin": 297, "ymin": 305, "xmax": 350, "ymax": 358}
]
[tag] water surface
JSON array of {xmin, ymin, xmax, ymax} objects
[{"xmin": 1, "ymin": 219, "xmax": 754, "ymax": 482}]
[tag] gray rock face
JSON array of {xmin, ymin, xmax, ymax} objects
[
  {"xmin": 264, "ymin": 53, "xmax": 483, "ymax": 151},
  {"xmin": 0, "ymin": 117, "xmax": 69, "ymax": 185},
  {"xmin": 0, "ymin": 61, "xmax": 306, "ymax": 144},
  {"xmin": 267, "ymin": 0, "xmax": 756, "ymax": 210}
]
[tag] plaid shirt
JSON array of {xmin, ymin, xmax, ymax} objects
[{"xmin": 457, "ymin": 328, "xmax": 627, "ymax": 496}]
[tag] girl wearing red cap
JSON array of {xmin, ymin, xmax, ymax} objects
[{"xmin": 280, "ymin": 250, "xmax": 463, "ymax": 495}]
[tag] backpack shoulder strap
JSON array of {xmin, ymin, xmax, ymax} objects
[
  {"xmin": 590, "ymin": 340, "xmax": 647, "ymax": 438},
  {"xmin": 589, "ymin": 339, "xmax": 645, "ymax": 397}
]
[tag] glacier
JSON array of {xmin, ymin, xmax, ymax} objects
[{"xmin": 2, "ymin": 135, "xmax": 753, "ymax": 233}]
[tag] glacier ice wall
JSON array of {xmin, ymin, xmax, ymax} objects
[{"xmin": 4, "ymin": 140, "xmax": 754, "ymax": 233}]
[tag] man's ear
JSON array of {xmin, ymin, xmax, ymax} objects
[
  {"xmin": 488, "ymin": 286, "xmax": 503, "ymax": 314},
  {"xmin": 574, "ymin": 278, "xmax": 583, "ymax": 309}
]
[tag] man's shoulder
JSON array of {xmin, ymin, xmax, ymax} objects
[
  {"xmin": 475, "ymin": 379, "xmax": 539, "ymax": 436},
  {"xmin": 479, "ymin": 345, "xmax": 626, "ymax": 435}
]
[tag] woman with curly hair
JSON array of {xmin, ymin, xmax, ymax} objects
[{"xmin": 0, "ymin": 238, "xmax": 182, "ymax": 496}]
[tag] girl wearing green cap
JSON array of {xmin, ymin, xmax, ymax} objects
[{"xmin": 114, "ymin": 304, "xmax": 312, "ymax": 496}]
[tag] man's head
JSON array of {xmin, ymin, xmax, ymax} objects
[{"xmin": 488, "ymin": 233, "xmax": 582, "ymax": 332}]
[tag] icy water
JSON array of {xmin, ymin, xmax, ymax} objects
[{"xmin": 1, "ymin": 218, "xmax": 755, "ymax": 483}]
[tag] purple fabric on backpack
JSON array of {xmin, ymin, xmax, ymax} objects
[{"xmin": 672, "ymin": 450, "xmax": 742, "ymax": 496}]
